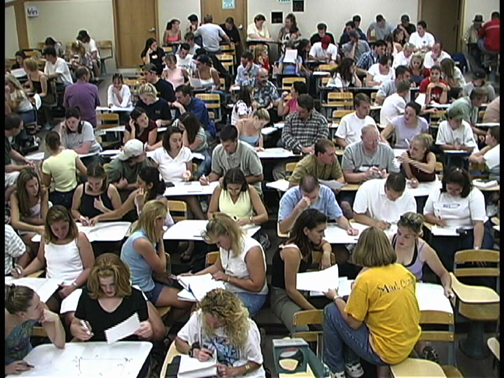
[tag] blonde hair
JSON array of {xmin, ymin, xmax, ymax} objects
[
  {"xmin": 5, "ymin": 74, "xmax": 24, "ymax": 91},
  {"xmin": 199, "ymin": 289, "xmax": 249, "ymax": 349},
  {"xmin": 137, "ymin": 83, "xmax": 158, "ymax": 100},
  {"xmin": 409, "ymin": 53, "xmax": 425, "ymax": 70},
  {"xmin": 397, "ymin": 212, "xmax": 425, "ymax": 235},
  {"xmin": 202, "ymin": 213, "xmax": 244, "ymax": 257},
  {"xmin": 252, "ymin": 108, "xmax": 270, "ymax": 122},
  {"xmin": 87, "ymin": 253, "xmax": 132, "ymax": 299},
  {"xmin": 353, "ymin": 227, "xmax": 397, "ymax": 267},
  {"xmin": 412, "ymin": 133, "xmax": 433, "ymax": 150},
  {"xmin": 131, "ymin": 200, "xmax": 167, "ymax": 243},
  {"xmin": 403, "ymin": 42, "xmax": 416, "ymax": 51},
  {"xmin": 71, "ymin": 41, "xmax": 86, "ymax": 56},
  {"xmin": 23, "ymin": 58, "xmax": 38, "ymax": 72}
]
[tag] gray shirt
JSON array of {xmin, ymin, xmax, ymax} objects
[
  {"xmin": 194, "ymin": 23, "xmax": 227, "ymax": 52},
  {"xmin": 342, "ymin": 141, "xmax": 399, "ymax": 179},
  {"xmin": 367, "ymin": 22, "xmax": 395, "ymax": 40},
  {"xmin": 462, "ymin": 82, "xmax": 496, "ymax": 102},
  {"xmin": 211, "ymin": 141, "xmax": 263, "ymax": 193},
  {"xmin": 63, "ymin": 121, "xmax": 102, "ymax": 153},
  {"xmin": 342, "ymin": 40, "xmax": 371, "ymax": 61},
  {"xmin": 377, "ymin": 80, "xmax": 411, "ymax": 102}
]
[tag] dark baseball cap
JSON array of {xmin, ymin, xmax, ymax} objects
[
  {"xmin": 401, "ymin": 14, "xmax": 410, "ymax": 22},
  {"xmin": 472, "ymin": 69, "xmax": 486, "ymax": 80}
]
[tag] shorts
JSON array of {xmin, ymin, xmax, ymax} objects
[{"xmin": 144, "ymin": 282, "xmax": 165, "ymax": 305}]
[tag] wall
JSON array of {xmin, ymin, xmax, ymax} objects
[
  {"xmin": 157, "ymin": 0, "xmax": 199, "ymax": 38},
  {"xmin": 6, "ymin": 5, "xmax": 19, "ymax": 57}
]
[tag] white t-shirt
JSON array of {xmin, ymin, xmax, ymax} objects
[
  {"xmin": 436, "ymin": 120, "xmax": 478, "ymax": 151},
  {"xmin": 107, "ymin": 84, "xmax": 132, "ymax": 107},
  {"xmin": 424, "ymin": 188, "xmax": 486, "ymax": 228},
  {"xmin": 84, "ymin": 38, "xmax": 100, "ymax": 59},
  {"xmin": 335, "ymin": 112, "xmax": 376, "ymax": 144},
  {"xmin": 175, "ymin": 53, "xmax": 195, "ymax": 73},
  {"xmin": 152, "ymin": 146, "xmax": 192, "ymax": 182},
  {"xmin": 392, "ymin": 51, "xmax": 412, "ymax": 68},
  {"xmin": 44, "ymin": 57, "xmax": 73, "ymax": 85},
  {"xmin": 423, "ymin": 50, "xmax": 451, "ymax": 69},
  {"xmin": 353, "ymin": 178, "xmax": 417, "ymax": 224},
  {"xmin": 309, "ymin": 42, "xmax": 338, "ymax": 61},
  {"xmin": 177, "ymin": 309, "xmax": 265, "ymax": 377},
  {"xmin": 194, "ymin": 23, "xmax": 226, "ymax": 52},
  {"xmin": 408, "ymin": 31, "xmax": 435, "ymax": 50},
  {"xmin": 247, "ymin": 23, "xmax": 270, "ymax": 40},
  {"xmin": 327, "ymin": 73, "xmax": 356, "ymax": 89},
  {"xmin": 380, "ymin": 93, "xmax": 406, "ymax": 125},
  {"xmin": 484, "ymin": 144, "xmax": 500, "ymax": 170},
  {"xmin": 231, "ymin": 100, "xmax": 253, "ymax": 126},
  {"xmin": 367, "ymin": 63, "xmax": 396, "ymax": 87},
  {"xmin": 220, "ymin": 237, "xmax": 268, "ymax": 295}
]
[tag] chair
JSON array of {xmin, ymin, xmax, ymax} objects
[
  {"xmin": 160, "ymin": 341, "xmax": 182, "ymax": 378},
  {"xmin": 285, "ymin": 162, "xmax": 298, "ymax": 177},
  {"xmin": 163, "ymin": 46, "xmax": 174, "ymax": 53},
  {"xmin": 220, "ymin": 44, "xmax": 236, "ymax": 64},
  {"xmin": 326, "ymin": 92, "xmax": 354, "ymax": 108},
  {"xmin": 216, "ymin": 54, "xmax": 235, "ymax": 75},
  {"xmin": 317, "ymin": 64, "xmax": 338, "ymax": 72},
  {"xmin": 195, "ymin": 93, "xmax": 222, "ymax": 123},
  {"xmin": 277, "ymin": 222, "xmax": 289, "ymax": 239},
  {"xmin": 430, "ymin": 110, "xmax": 445, "ymax": 125},
  {"xmin": 97, "ymin": 113, "xmax": 120, "ymax": 129},
  {"xmin": 96, "ymin": 40, "xmax": 113, "ymax": 75},
  {"xmin": 23, "ymin": 49, "xmax": 41, "ymax": 58},
  {"xmin": 435, "ymin": 162, "xmax": 444, "ymax": 175},
  {"xmin": 291, "ymin": 310, "xmax": 324, "ymax": 358},
  {"xmin": 321, "ymin": 77, "xmax": 330, "ymax": 86},
  {"xmin": 391, "ymin": 358, "xmax": 447, "ymax": 377},
  {"xmin": 488, "ymin": 336, "xmax": 500, "ymax": 361},
  {"xmin": 205, "ymin": 251, "xmax": 220, "ymax": 267},
  {"xmin": 167, "ymin": 200, "xmax": 188, "ymax": 222},
  {"xmin": 332, "ymin": 109, "xmax": 354, "ymax": 123},
  {"xmin": 281, "ymin": 77, "xmax": 306, "ymax": 91}
]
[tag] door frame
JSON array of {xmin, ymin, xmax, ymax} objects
[
  {"xmin": 112, "ymin": 0, "xmax": 159, "ymax": 68},
  {"xmin": 417, "ymin": 0, "xmax": 466, "ymax": 52}
]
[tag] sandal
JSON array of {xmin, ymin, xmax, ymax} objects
[{"xmin": 421, "ymin": 345, "xmax": 440, "ymax": 364}]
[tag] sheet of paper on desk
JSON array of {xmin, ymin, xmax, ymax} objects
[
  {"xmin": 266, "ymin": 179, "xmax": 289, "ymax": 192},
  {"xmin": 415, "ymin": 93, "xmax": 426, "ymax": 106},
  {"xmin": 319, "ymin": 180, "xmax": 346, "ymax": 190},
  {"xmin": 297, "ymin": 264, "xmax": 340, "ymax": 292},
  {"xmin": 59, "ymin": 288, "xmax": 82, "ymax": 313},
  {"xmin": 472, "ymin": 179, "xmax": 498, "ymax": 189},
  {"xmin": 415, "ymin": 283, "xmax": 453, "ymax": 313},
  {"xmin": 4, "ymin": 277, "xmax": 61, "ymax": 303},
  {"xmin": 178, "ymin": 354, "xmax": 217, "ymax": 378},
  {"xmin": 310, "ymin": 277, "xmax": 353, "ymax": 297},
  {"xmin": 431, "ymin": 226, "xmax": 458, "ymax": 236},
  {"xmin": 177, "ymin": 274, "xmax": 225, "ymax": 302},
  {"xmin": 105, "ymin": 313, "xmax": 140, "ymax": 344},
  {"xmin": 476, "ymin": 122, "xmax": 499, "ymax": 127}
]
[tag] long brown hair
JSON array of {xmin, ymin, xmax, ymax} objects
[
  {"xmin": 286, "ymin": 209, "xmax": 327, "ymax": 260},
  {"xmin": 15, "ymin": 168, "xmax": 42, "ymax": 217},
  {"xmin": 45, "ymin": 205, "xmax": 79, "ymax": 244},
  {"xmin": 87, "ymin": 253, "xmax": 132, "ymax": 299},
  {"xmin": 5, "ymin": 285, "xmax": 35, "ymax": 314},
  {"xmin": 131, "ymin": 200, "xmax": 167, "ymax": 243}
]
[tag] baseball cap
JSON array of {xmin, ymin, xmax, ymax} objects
[
  {"xmin": 117, "ymin": 139, "xmax": 145, "ymax": 161},
  {"xmin": 472, "ymin": 68, "xmax": 486, "ymax": 80},
  {"xmin": 446, "ymin": 107, "xmax": 465, "ymax": 121},
  {"xmin": 321, "ymin": 35, "xmax": 331, "ymax": 49},
  {"xmin": 473, "ymin": 15, "xmax": 484, "ymax": 23},
  {"xmin": 401, "ymin": 14, "xmax": 410, "ymax": 22}
]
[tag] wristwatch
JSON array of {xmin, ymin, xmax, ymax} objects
[
  {"xmin": 71, "ymin": 281, "xmax": 78, "ymax": 287},
  {"xmin": 189, "ymin": 342, "xmax": 200, "ymax": 358}
]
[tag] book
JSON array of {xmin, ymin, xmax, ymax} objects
[
  {"xmin": 473, "ymin": 179, "xmax": 498, "ymax": 189},
  {"xmin": 177, "ymin": 354, "xmax": 217, "ymax": 378},
  {"xmin": 177, "ymin": 274, "xmax": 225, "ymax": 302},
  {"xmin": 319, "ymin": 180, "xmax": 346, "ymax": 190}
]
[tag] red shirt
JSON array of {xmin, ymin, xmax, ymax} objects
[
  {"xmin": 125, "ymin": 119, "xmax": 157, "ymax": 144},
  {"xmin": 480, "ymin": 19, "xmax": 500, "ymax": 51},
  {"xmin": 419, "ymin": 77, "xmax": 450, "ymax": 103}
]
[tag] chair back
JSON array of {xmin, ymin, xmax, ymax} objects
[
  {"xmin": 281, "ymin": 76, "xmax": 306, "ymax": 90},
  {"xmin": 285, "ymin": 162, "xmax": 298, "ymax": 174},
  {"xmin": 167, "ymin": 200, "xmax": 188, "ymax": 222},
  {"xmin": 318, "ymin": 64, "xmax": 338, "ymax": 72},
  {"xmin": 205, "ymin": 251, "xmax": 220, "ymax": 267},
  {"xmin": 327, "ymin": 92, "xmax": 353, "ymax": 108},
  {"xmin": 454, "ymin": 249, "xmax": 500, "ymax": 291},
  {"xmin": 97, "ymin": 113, "xmax": 120, "ymax": 129},
  {"xmin": 332, "ymin": 109, "xmax": 354, "ymax": 123},
  {"xmin": 419, "ymin": 310, "xmax": 456, "ymax": 365},
  {"xmin": 196, "ymin": 93, "xmax": 222, "ymax": 122},
  {"xmin": 291, "ymin": 309, "xmax": 324, "ymax": 358}
]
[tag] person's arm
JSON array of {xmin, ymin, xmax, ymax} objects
[
  {"xmin": 9, "ymin": 194, "xmax": 44, "ymax": 234},
  {"xmin": 472, "ymin": 220, "xmax": 484, "ymax": 249},
  {"xmin": 334, "ymin": 137, "xmax": 349, "ymax": 148},
  {"xmin": 469, "ymin": 146, "xmax": 489, "ymax": 163},
  {"xmin": 134, "ymin": 237, "xmax": 166, "ymax": 274},
  {"xmin": 9, "ymin": 148, "xmax": 32, "ymax": 167},
  {"xmin": 438, "ymin": 85, "xmax": 448, "ymax": 104},
  {"xmin": 248, "ymin": 186, "xmax": 268, "ymax": 225},
  {"xmin": 108, "ymin": 185, "xmax": 122, "ymax": 211},
  {"xmin": 40, "ymin": 308, "xmax": 66, "ymax": 348},
  {"xmin": 245, "ymin": 173, "xmax": 264, "ymax": 185},
  {"xmin": 70, "ymin": 185, "xmax": 85, "ymax": 221},
  {"xmin": 326, "ymin": 291, "xmax": 363, "ymax": 329},
  {"xmin": 279, "ymin": 196, "xmax": 310, "ymax": 234},
  {"xmin": 75, "ymin": 156, "xmax": 87, "ymax": 177},
  {"xmin": 142, "ymin": 50, "xmax": 151, "ymax": 64},
  {"xmin": 67, "ymin": 233, "xmax": 95, "ymax": 290},
  {"xmin": 18, "ymin": 240, "xmax": 46, "ymax": 277},
  {"xmin": 366, "ymin": 73, "xmax": 379, "ymax": 87},
  {"xmin": 407, "ymin": 151, "xmax": 436, "ymax": 173},
  {"xmin": 380, "ymin": 124, "xmax": 395, "ymax": 144},
  {"xmin": 353, "ymin": 212, "xmax": 382, "ymax": 227},
  {"xmin": 39, "ymin": 74, "xmax": 48, "ymax": 97},
  {"xmin": 91, "ymin": 191, "xmax": 136, "ymax": 223},
  {"xmin": 220, "ymin": 247, "xmax": 266, "ymax": 292},
  {"xmin": 211, "ymin": 69, "xmax": 221, "ymax": 91},
  {"xmin": 281, "ymin": 118, "xmax": 302, "ymax": 153},
  {"xmin": 401, "ymin": 155, "xmax": 416, "ymax": 180},
  {"xmin": 147, "ymin": 128, "xmax": 158, "ymax": 147},
  {"xmin": 342, "ymin": 169, "xmax": 372, "ymax": 184},
  {"xmin": 207, "ymin": 185, "xmax": 221, "ymax": 219},
  {"xmin": 422, "ymin": 243, "xmax": 453, "ymax": 297},
  {"xmin": 72, "ymin": 141, "xmax": 92, "ymax": 155},
  {"xmin": 283, "ymin": 248, "xmax": 316, "ymax": 309}
]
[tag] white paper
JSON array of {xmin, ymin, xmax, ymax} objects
[
  {"xmin": 104, "ymin": 313, "xmax": 140, "ymax": 344},
  {"xmin": 476, "ymin": 122, "xmax": 499, "ymax": 127},
  {"xmin": 32, "ymin": 222, "xmax": 132, "ymax": 243},
  {"xmin": 415, "ymin": 93, "xmax": 426, "ymax": 106},
  {"xmin": 177, "ymin": 274, "xmax": 225, "ymax": 302},
  {"xmin": 60, "ymin": 288, "xmax": 82, "ymax": 314},
  {"xmin": 4, "ymin": 277, "xmax": 61, "ymax": 303},
  {"xmin": 265, "ymin": 179, "xmax": 289, "ymax": 192},
  {"xmin": 164, "ymin": 220, "xmax": 260, "ymax": 241},
  {"xmin": 261, "ymin": 126, "xmax": 279, "ymax": 135},
  {"xmin": 323, "ymin": 222, "xmax": 368, "ymax": 244},
  {"xmin": 319, "ymin": 180, "xmax": 346, "ymax": 190},
  {"xmin": 310, "ymin": 277, "xmax": 352, "ymax": 297},
  {"xmin": 283, "ymin": 49, "xmax": 298, "ymax": 64},
  {"xmin": 473, "ymin": 179, "xmax": 498, "ymax": 188},
  {"xmin": 96, "ymin": 106, "xmax": 134, "ymax": 112},
  {"xmin": 257, "ymin": 148, "xmax": 297, "ymax": 159},
  {"xmin": 431, "ymin": 225, "xmax": 459, "ymax": 236},
  {"xmin": 178, "ymin": 354, "xmax": 217, "ymax": 378},
  {"xmin": 296, "ymin": 265, "xmax": 339, "ymax": 292},
  {"xmin": 415, "ymin": 282, "xmax": 453, "ymax": 313}
]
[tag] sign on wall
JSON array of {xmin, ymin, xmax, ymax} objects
[
  {"xmin": 26, "ymin": 6, "xmax": 39, "ymax": 18},
  {"xmin": 222, "ymin": 0, "xmax": 235, "ymax": 9}
]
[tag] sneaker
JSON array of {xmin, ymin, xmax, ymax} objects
[
  {"xmin": 421, "ymin": 345, "xmax": 440, "ymax": 364},
  {"xmin": 330, "ymin": 371, "xmax": 346, "ymax": 378},
  {"xmin": 344, "ymin": 362, "xmax": 364, "ymax": 378}
]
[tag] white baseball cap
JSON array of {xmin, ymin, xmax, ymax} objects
[{"xmin": 117, "ymin": 139, "xmax": 144, "ymax": 161}]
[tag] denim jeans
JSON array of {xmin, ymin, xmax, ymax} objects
[
  {"xmin": 49, "ymin": 189, "xmax": 75, "ymax": 210},
  {"xmin": 235, "ymin": 292, "xmax": 267, "ymax": 317},
  {"xmin": 323, "ymin": 302, "xmax": 387, "ymax": 373}
]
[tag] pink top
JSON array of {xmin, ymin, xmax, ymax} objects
[
  {"xmin": 287, "ymin": 98, "xmax": 298, "ymax": 114},
  {"xmin": 163, "ymin": 67, "xmax": 185, "ymax": 89},
  {"xmin": 167, "ymin": 35, "xmax": 181, "ymax": 43}
]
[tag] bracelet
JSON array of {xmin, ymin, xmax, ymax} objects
[
  {"xmin": 226, "ymin": 276, "xmax": 231, "ymax": 283},
  {"xmin": 71, "ymin": 281, "xmax": 78, "ymax": 287},
  {"xmin": 244, "ymin": 364, "xmax": 250, "ymax": 372},
  {"xmin": 249, "ymin": 215, "xmax": 254, "ymax": 225}
]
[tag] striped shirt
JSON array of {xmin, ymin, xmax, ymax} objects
[
  {"xmin": 281, "ymin": 110, "xmax": 329, "ymax": 153},
  {"xmin": 5, "ymin": 225, "xmax": 27, "ymax": 275}
]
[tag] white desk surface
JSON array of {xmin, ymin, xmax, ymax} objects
[
  {"xmin": 257, "ymin": 148, "xmax": 299, "ymax": 159},
  {"xmin": 406, "ymin": 179, "xmax": 442, "ymax": 197},
  {"xmin": 164, "ymin": 220, "xmax": 260, "ymax": 241},
  {"xmin": 324, "ymin": 222, "xmax": 370, "ymax": 244},
  {"xmin": 96, "ymin": 106, "xmax": 134, "ymax": 113},
  {"xmin": 476, "ymin": 122, "xmax": 499, "ymax": 127},
  {"xmin": 8, "ymin": 341, "xmax": 152, "ymax": 377},
  {"xmin": 26, "ymin": 151, "xmax": 98, "ymax": 161},
  {"xmin": 11, "ymin": 68, "xmax": 26, "ymax": 78},
  {"xmin": 312, "ymin": 71, "xmax": 330, "ymax": 76},
  {"xmin": 443, "ymin": 149, "xmax": 471, "ymax": 155},
  {"xmin": 32, "ymin": 222, "xmax": 131, "ymax": 243},
  {"xmin": 99, "ymin": 126, "xmax": 167, "ymax": 134},
  {"xmin": 428, "ymin": 103, "xmax": 450, "ymax": 109},
  {"xmin": 163, "ymin": 181, "xmax": 219, "ymax": 197},
  {"xmin": 99, "ymin": 149, "xmax": 203, "ymax": 161},
  {"xmin": 4, "ymin": 277, "xmax": 61, "ymax": 303},
  {"xmin": 261, "ymin": 126, "xmax": 280, "ymax": 135}
]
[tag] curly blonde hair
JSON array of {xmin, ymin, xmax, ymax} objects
[{"xmin": 199, "ymin": 289, "xmax": 250, "ymax": 349}]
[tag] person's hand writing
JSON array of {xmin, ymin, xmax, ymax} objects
[
  {"xmin": 255, "ymin": 146, "xmax": 264, "ymax": 152},
  {"xmin": 11, "ymin": 265, "xmax": 24, "ymax": 278},
  {"xmin": 182, "ymin": 170, "xmax": 191, "ymax": 182},
  {"xmin": 134, "ymin": 321, "xmax": 153, "ymax": 339},
  {"xmin": 194, "ymin": 348, "xmax": 214, "ymax": 362},
  {"xmin": 76, "ymin": 320, "xmax": 93, "ymax": 341},
  {"xmin": 5, "ymin": 361, "xmax": 34, "ymax": 375},
  {"xmin": 436, "ymin": 217, "xmax": 447, "ymax": 227},
  {"xmin": 324, "ymin": 288, "xmax": 339, "ymax": 300},
  {"xmin": 217, "ymin": 364, "xmax": 239, "ymax": 378},
  {"xmin": 199, "ymin": 176, "xmax": 210, "ymax": 186},
  {"xmin": 346, "ymin": 227, "xmax": 359, "ymax": 236},
  {"xmin": 212, "ymin": 271, "xmax": 229, "ymax": 282},
  {"xmin": 89, "ymin": 217, "xmax": 99, "ymax": 227},
  {"xmin": 453, "ymin": 142, "xmax": 462, "ymax": 150}
]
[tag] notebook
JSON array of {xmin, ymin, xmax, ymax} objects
[{"xmin": 177, "ymin": 274, "xmax": 225, "ymax": 302}]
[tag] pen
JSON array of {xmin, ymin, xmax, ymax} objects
[
  {"xmin": 187, "ymin": 284, "xmax": 199, "ymax": 302},
  {"xmin": 22, "ymin": 362, "xmax": 34, "ymax": 368},
  {"xmin": 80, "ymin": 320, "xmax": 91, "ymax": 335}
]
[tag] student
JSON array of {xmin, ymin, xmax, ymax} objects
[
  {"xmin": 341, "ymin": 30, "xmax": 371, "ymax": 63},
  {"xmin": 353, "ymin": 172, "xmax": 416, "ymax": 230},
  {"xmin": 242, "ymin": 68, "xmax": 280, "ymax": 110},
  {"xmin": 235, "ymin": 108, "xmax": 270, "ymax": 149},
  {"xmin": 10, "ymin": 169, "xmax": 49, "ymax": 256},
  {"xmin": 235, "ymin": 52, "xmax": 260, "ymax": 86},
  {"xmin": 408, "ymin": 20, "xmax": 435, "ymax": 51},
  {"xmin": 311, "ymin": 23, "xmax": 336, "ymax": 45},
  {"xmin": 5, "ymin": 224, "xmax": 32, "ymax": 274},
  {"xmin": 334, "ymin": 94, "xmax": 376, "ymax": 148},
  {"xmin": 247, "ymin": 14, "xmax": 272, "ymax": 41},
  {"xmin": 254, "ymin": 44, "xmax": 271, "ymax": 71},
  {"xmin": 135, "ymin": 83, "xmax": 172, "ymax": 127},
  {"xmin": 398, "ymin": 133, "xmax": 437, "ymax": 186},
  {"xmin": 11, "ymin": 50, "xmax": 26, "ymax": 70},
  {"xmin": 208, "ymin": 168, "xmax": 268, "ymax": 226},
  {"xmin": 231, "ymin": 86, "xmax": 254, "ymax": 125},
  {"xmin": 59, "ymin": 106, "xmax": 102, "ymax": 156},
  {"xmin": 63, "ymin": 67, "xmax": 101, "ymax": 128},
  {"xmin": 190, "ymin": 213, "xmax": 268, "ymax": 316},
  {"xmin": 278, "ymin": 13, "xmax": 301, "ymax": 46},
  {"xmin": 140, "ymin": 38, "xmax": 165, "ymax": 75},
  {"xmin": 393, "ymin": 42, "xmax": 415, "ymax": 69},
  {"xmin": 379, "ymin": 80, "xmax": 410, "ymax": 127},
  {"xmin": 175, "ymin": 289, "xmax": 265, "ymax": 375},
  {"xmin": 375, "ymin": 65, "xmax": 412, "ymax": 105},
  {"xmin": 5, "ymin": 74, "xmax": 35, "ymax": 125},
  {"xmin": 124, "ymin": 107, "xmax": 158, "ymax": 148},
  {"xmin": 341, "ymin": 125, "xmax": 399, "ymax": 184},
  {"xmin": 482, "ymin": 95, "xmax": 499, "ymax": 123},
  {"xmin": 42, "ymin": 131, "xmax": 87, "ymax": 209},
  {"xmin": 397, "ymin": 14, "xmax": 416, "ymax": 42},
  {"xmin": 43, "ymin": 47, "xmax": 73, "ymax": 89},
  {"xmin": 44, "ymin": 37, "xmax": 65, "ymax": 58},
  {"xmin": 192, "ymin": 54, "xmax": 221, "ymax": 90},
  {"xmin": 220, "ymin": 17, "xmax": 241, "ymax": 45},
  {"xmin": 76, "ymin": 30, "xmax": 100, "ymax": 77},
  {"xmin": 366, "ymin": 54, "xmax": 395, "ymax": 87},
  {"xmin": 5, "ymin": 285, "xmax": 65, "ymax": 375},
  {"xmin": 142, "ymin": 63, "xmax": 176, "ymax": 103},
  {"xmin": 423, "ymin": 42, "xmax": 451, "ymax": 69},
  {"xmin": 183, "ymin": 31, "xmax": 201, "ymax": 56},
  {"xmin": 278, "ymin": 41, "xmax": 303, "ymax": 75},
  {"xmin": 327, "ymin": 58, "xmax": 362, "ymax": 91},
  {"xmin": 173, "ymin": 85, "xmax": 216, "ymax": 139},
  {"xmin": 419, "ymin": 65, "xmax": 450, "ymax": 105},
  {"xmin": 356, "ymin": 39, "xmax": 387, "ymax": 73},
  {"xmin": 163, "ymin": 19, "xmax": 181, "ymax": 45},
  {"xmin": 367, "ymin": 14, "xmax": 394, "ymax": 40},
  {"xmin": 107, "ymin": 73, "xmax": 132, "ymax": 108},
  {"xmin": 278, "ymin": 175, "xmax": 357, "ymax": 235},
  {"xmin": 323, "ymin": 226, "xmax": 421, "ymax": 378},
  {"xmin": 462, "ymin": 69, "xmax": 496, "ymax": 101},
  {"xmin": 271, "ymin": 209, "xmax": 332, "ymax": 331},
  {"xmin": 69, "ymin": 41, "xmax": 94, "ymax": 75},
  {"xmin": 177, "ymin": 112, "xmax": 211, "ymax": 177},
  {"xmin": 381, "ymin": 101, "xmax": 429, "ymax": 148},
  {"xmin": 278, "ymin": 81, "xmax": 308, "ymax": 117},
  {"xmin": 448, "ymin": 88, "xmax": 488, "ymax": 139},
  {"xmin": 120, "ymin": 200, "xmax": 191, "ymax": 321},
  {"xmin": 436, "ymin": 107, "xmax": 478, "ymax": 153},
  {"xmin": 194, "ymin": 14, "xmax": 230, "ymax": 54},
  {"xmin": 23, "ymin": 58, "xmax": 48, "ymax": 98},
  {"xmin": 469, "ymin": 126, "xmax": 500, "ymax": 182},
  {"xmin": 71, "ymin": 163, "xmax": 121, "ymax": 224},
  {"xmin": 440, "ymin": 58, "xmax": 466, "ymax": 99},
  {"xmin": 186, "ymin": 14, "xmax": 200, "ymax": 34},
  {"xmin": 423, "ymin": 167, "xmax": 493, "ymax": 271},
  {"xmin": 13, "ymin": 205, "xmax": 95, "ymax": 324},
  {"xmin": 308, "ymin": 35, "xmax": 338, "ymax": 64},
  {"xmin": 161, "ymin": 54, "xmax": 189, "ymax": 89},
  {"xmin": 408, "ymin": 53, "xmax": 430, "ymax": 87},
  {"xmin": 392, "ymin": 28, "xmax": 405, "ymax": 51},
  {"xmin": 175, "ymin": 42, "xmax": 195, "ymax": 72},
  {"xmin": 200, "ymin": 125, "xmax": 264, "ymax": 195}
]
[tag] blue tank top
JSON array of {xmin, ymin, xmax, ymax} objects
[
  {"xmin": 120, "ymin": 230, "xmax": 157, "ymax": 292},
  {"xmin": 239, "ymin": 133, "xmax": 260, "ymax": 147},
  {"xmin": 5, "ymin": 320, "xmax": 37, "ymax": 365}
]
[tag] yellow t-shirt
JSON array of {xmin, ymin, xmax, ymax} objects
[
  {"xmin": 42, "ymin": 149, "xmax": 79, "ymax": 192},
  {"xmin": 344, "ymin": 264, "xmax": 421, "ymax": 364}
]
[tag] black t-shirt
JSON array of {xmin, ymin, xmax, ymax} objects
[
  {"xmin": 75, "ymin": 287, "xmax": 148, "ymax": 342},
  {"xmin": 398, "ymin": 23, "xmax": 417, "ymax": 44},
  {"xmin": 135, "ymin": 98, "xmax": 172, "ymax": 122},
  {"xmin": 5, "ymin": 138, "xmax": 12, "ymax": 165},
  {"xmin": 141, "ymin": 47, "xmax": 165, "ymax": 75},
  {"xmin": 154, "ymin": 79, "xmax": 175, "ymax": 103},
  {"xmin": 310, "ymin": 32, "xmax": 336, "ymax": 46},
  {"xmin": 219, "ymin": 24, "xmax": 241, "ymax": 43}
]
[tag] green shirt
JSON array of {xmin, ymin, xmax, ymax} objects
[
  {"xmin": 5, "ymin": 138, "xmax": 12, "ymax": 166},
  {"xmin": 104, "ymin": 158, "xmax": 152, "ymax": 184},
  {"xmin": 448, "ymin": 97, "xmax": 478, "ymax": 125},
  {"xmin": 288, "ymin": 154, "xmax": 343, "ymax": 185}
]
